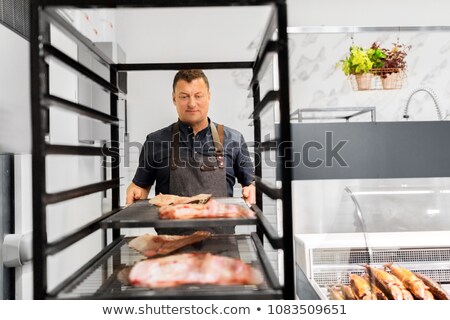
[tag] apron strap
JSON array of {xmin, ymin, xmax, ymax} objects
[
  {"xmin": 218, "ymin": 124, "xmax": 225, "ymax": 146},
  {"xmin": 210, "ymin": 122, "xmax": 225, "ymax": 169},
  {"xmin": 171, "ymin": 123, "xmax": 179, "ymax": 170}
]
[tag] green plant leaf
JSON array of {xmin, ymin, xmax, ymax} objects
[{"xmin": 339, "ymin": 45, "xmax": 373, "ymax": 75}]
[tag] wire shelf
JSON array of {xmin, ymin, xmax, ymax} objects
[
  {"xmin": 56, "ymin": 235, "xmax": 282, "ymax": 299},
  {"xmin": 313, "ymin": 268, "xmax": 450, "ymax": 287},
  {"xmin": 312, "ymin": 247, "xmax": 450, "ymax": 265},
  {"xmin": 100, "ymin": 198, "xmax": 257, "ymax": 229},
  {"xmin": 310, "ymin": 247, "xmax": 450, "ymax": 290}
]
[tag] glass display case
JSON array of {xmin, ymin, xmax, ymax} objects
[{"xmin": 295, "ymin": 179, "xmax": 450, "ymax": 300}]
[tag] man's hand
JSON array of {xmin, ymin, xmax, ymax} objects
[
  {"xmin": 126, "ymin": 182, "xmax": 150, "ymax": 205},
  {"xmin": 242, "ymin": 183, "xmax": 256, "ymax": 205}
]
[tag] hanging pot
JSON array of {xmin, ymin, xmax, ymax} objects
[
  {"xmin": 381, "ymin": 71, "xmax": 403, "ymax": 90},
  {"xmin": 354, "ymin": 73, "xmax": 373, "ymax": 90}
]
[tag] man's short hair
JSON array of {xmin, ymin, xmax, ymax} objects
[{"xmin": 172, "ymin": 69, "xmax": 210, "ymax": 92}]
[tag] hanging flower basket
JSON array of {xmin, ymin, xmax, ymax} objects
[
  {"xmin": 340, "ymin": 42, "xmax": 410, "ymax": 91},
  {"xmin": 348, "ymin": 68, "xmax": 407, "ymax": 91},
  {"xmin": 372, "ymin": 67, "xmax": 407, "ymax": 90}
]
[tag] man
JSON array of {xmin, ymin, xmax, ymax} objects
[{"xmin": 126, "ymin": 70, "xmax": 256, "ymax": 229}]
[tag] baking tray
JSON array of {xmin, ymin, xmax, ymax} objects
[
  {"xmin": 53, "ymin": 234, "xmax": 282, "ymax": 299},
  {"xmin": 100, "ymin": 197, "xmax": 257, "ymax": 229}
]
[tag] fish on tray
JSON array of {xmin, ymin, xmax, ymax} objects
[
  {"xmin": 128, "ymin": 253, "xmax": 263, "ymax": 288},
  {"xmin": 384, "ymin": 263, "xmax": 428, "ymax": 300},
  {"xmin": 349, "ymin": 274, "xmax": 372, "ymax": 300},
  {"xmin": 159, "ymin": 199, "xmax": 255, "ymax": 220},
  {"xmin": 413, "ymin": 271, "xmax": 450, "ymax": 300},
  {"xmin": 341, "ymin": 285, "xmax": 357, "ymax": 300},
  {"xmin": 362, "ymin": 274, "xmax": 386, "ymax": 300},
  {"xmin": 128, "ymin": 231, "xmax": 211, "ymax": 257},
  {"xmin": 331, "ymin": 264, "xmax": 448, "ymax": 300},
  {"xmin": 365, "ymin": 265, "xmax": 404, "ymax": 300},
  {"xmin": 424, "ymin": 290, "xmax": 435, "ymax": 300},
  {"xmin": 328, "ymin": 285, "xmax": 345, "ymax": 300},
  {"xmin": 149, "ymin": 193, "xmax": 212, "ymax": 207}
]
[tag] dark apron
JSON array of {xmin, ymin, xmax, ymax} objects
[{"xmin": 156, "ymin": 122, "xmax": 235, "ymax": 235}]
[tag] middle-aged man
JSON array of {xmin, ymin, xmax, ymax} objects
[{"xmin": 125, "ymin": 69, "xmax": 255, "ymax": 233}]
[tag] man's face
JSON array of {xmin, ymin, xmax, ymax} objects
[{"xmin": 172, "ymin": 78, "xmax": 210, "ymax": 127}]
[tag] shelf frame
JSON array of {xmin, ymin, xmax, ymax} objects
[
  {"xmin": 50, "ymin": 234, "xmax": 283, "ymax": 300},
  {"xmin": 30, "ymin": 0, "xmax": 294, "ymax": 300}
]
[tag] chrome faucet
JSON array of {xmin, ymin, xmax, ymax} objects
[{"xmin": 403, "ymin": 87, "xmax": 444, "ymax": 120}]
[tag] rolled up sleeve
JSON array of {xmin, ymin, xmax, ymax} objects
[{"xmin": 132, "ymin": 136, "xmax": 156, "ymax": 189}]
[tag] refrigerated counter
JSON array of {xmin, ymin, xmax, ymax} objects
[{"xmin": 295, "ymin": 182, "xmax": 450, "ymax": 300}]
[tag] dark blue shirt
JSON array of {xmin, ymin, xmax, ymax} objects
[{"xmin": 132, "ymin": 119, "xmax": 254, "ymax": 196}]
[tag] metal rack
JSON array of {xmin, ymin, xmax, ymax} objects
[
  {"xmin": 290, "ymin": 107, "xmax": 376, "ymax": 123},
  {"xmin": 55, "ymin": 234, "xmax": 281, "ymax": 299},
  {"xmin": 30, "ymin": 0, "xmax": 294, "ymax": 300},
  {"xmin": 100, "ymin": 199, "xmax": 258, "ymax": 229}
]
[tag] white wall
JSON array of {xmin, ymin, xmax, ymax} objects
[
  {"xmin": 288, "ymin": 0, "xmax": 450, "ymax": 27},
  {"xmin": 115, "ymin": 7, "xmax": 271, "ymax": 63},
  {"xmin": 0, "ymin": 24, "xmax": 31, "ymax": 154}
]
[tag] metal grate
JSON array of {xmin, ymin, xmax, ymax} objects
[
  {"xmin": 57, "ymin": 235, "xmax": 279, "ymax": 299},
  {"xmin": 0, "ymin": 0, "xmax": 30, "ymax": 40},
  {"xmin": 313, "ymin": 268, "xmax": 450, "ymax": 287},
  {"xmin": 310, "ymin": 247, "xmax": 450, "ymax": 289},
  {"xmin": 314, "ymin": 270, "xmax": 365, "ymax": 287},
  {"xmin": 312, "ymin": 247, "xmax": 450, "ymax": 265}
]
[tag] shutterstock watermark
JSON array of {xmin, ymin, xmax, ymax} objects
[
  {"xmin": 101, "ymin": 131, "xmax": 349, "ymax": 169},
  {"xmin": 300, "ymin": 131, "xmax": 348, "ymax": 168}
]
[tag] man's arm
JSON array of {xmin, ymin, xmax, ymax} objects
[
  {"xmin": 233, "ymin": 133, "xmax": 256, "ymax": 204},
  {"xmin": 127, "ymin": 134, "xmax": 157, "ymax": 205},
  {"xmin": 242, "ymin": 182, "xmax": 256, "ymax": 205},
  {"xmin": 126, "ymin": 182, "xmax": 150, "ymax": 205}
]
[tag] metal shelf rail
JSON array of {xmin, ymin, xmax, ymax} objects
[
  {"xmin": 290, "ymin": 107, "xmax": 376, "ymax": 123},
  {"xmin": 30, "ymin": 0, "xmax": 294, "ymax": 300},
  {"xmin": 249, "ymin": 0, "xmax": 294, "ymax": 299},
  {"xmin": 30, "ymin": 1, "xmax": 123, "ymax": 299}
]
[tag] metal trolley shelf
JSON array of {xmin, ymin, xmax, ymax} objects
[
  {"xmin": 31, "ymin": 0, "xmax": 294, "ymax": 299},
  {"xmin": 51, "ymin": 234, "xmax": 282, "ymax": 300},
  {"xmin": 101, "ymin": 199, "xmax": 257, "ymax": 229}
]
